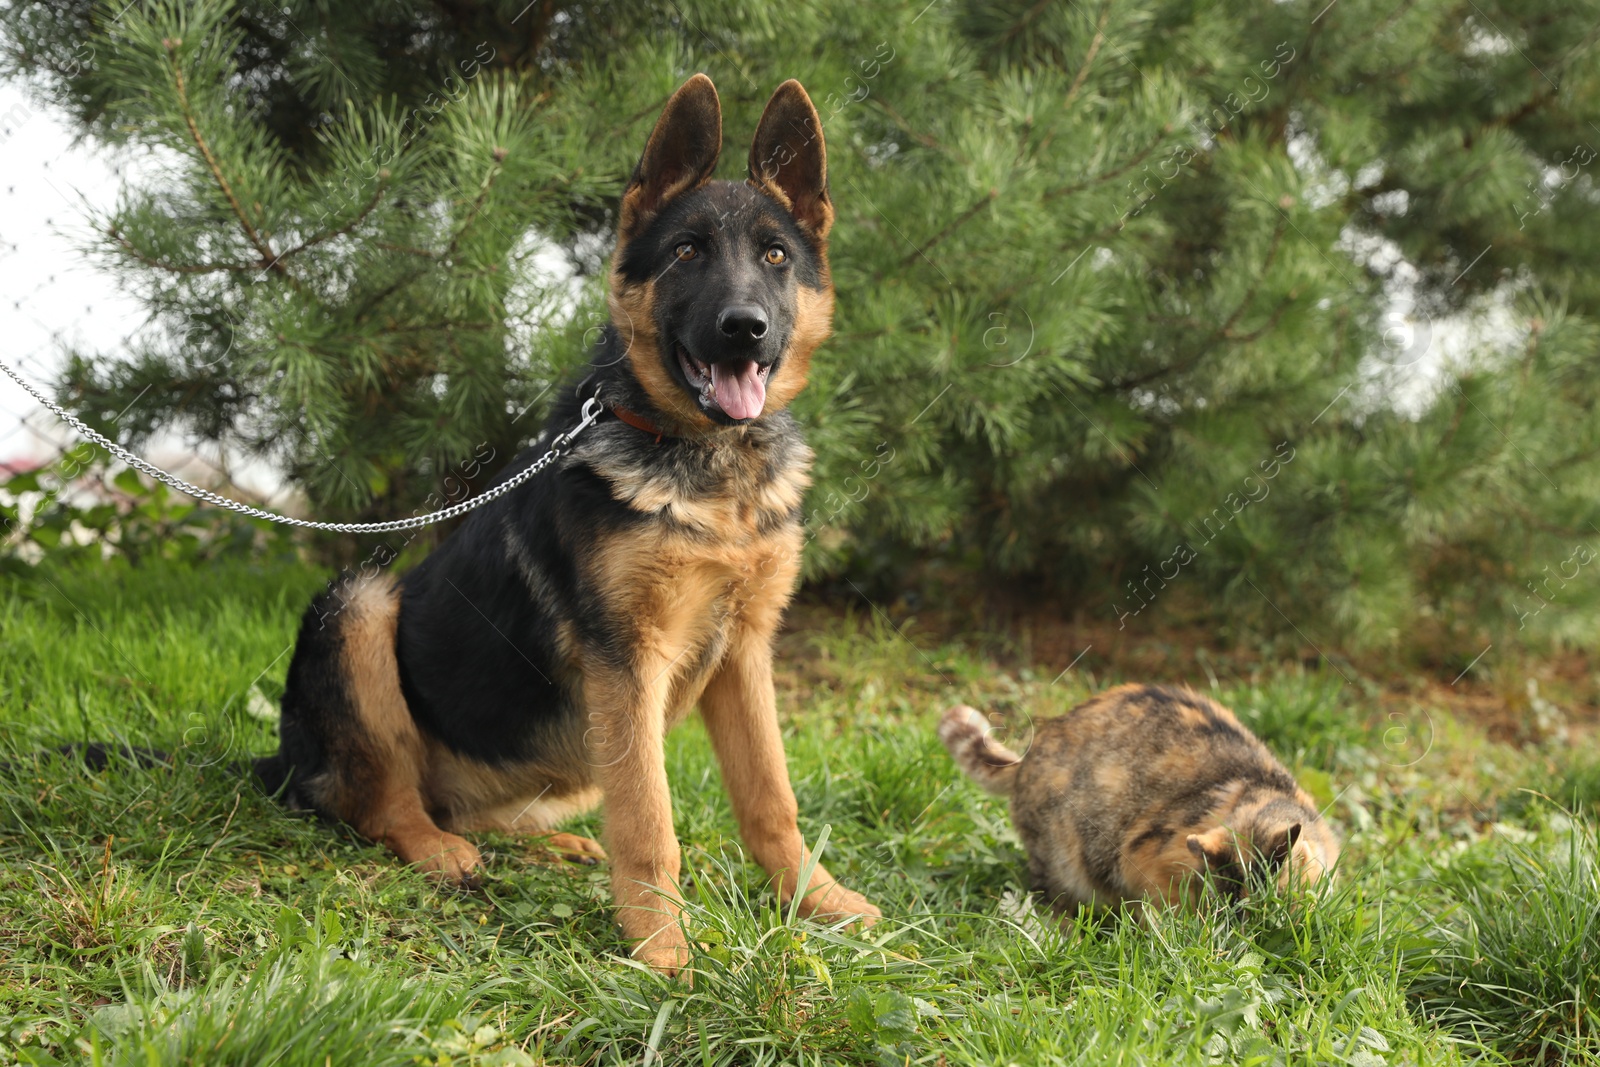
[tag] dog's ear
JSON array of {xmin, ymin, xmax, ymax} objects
[
  {"xmin": 748, "ymin": 79, "xmax": 832, "ymax": 240},
  {"xmin": 620, "ymin": 74, "xmax": 722, "ymax": 241}
]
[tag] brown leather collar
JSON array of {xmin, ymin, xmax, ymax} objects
[{"xmin": 610, "ymin": 404, "xmax": 667, "ymax": 444}]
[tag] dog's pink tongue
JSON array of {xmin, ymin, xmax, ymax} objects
[{"xmin": 711, "ymin": 360, "xmax": 766, "ymax": 420}]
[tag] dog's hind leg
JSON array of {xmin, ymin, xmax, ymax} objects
[
  {"xmin": 279, "ymin": 579, "xmax": 481, "ymax": 885},
  {"xmin": 340, "ymin": 581, "xmax": 483, "ymax": 883}
]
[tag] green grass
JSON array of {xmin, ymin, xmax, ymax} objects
[
  {"xmin": 1, "ymin": 559, "xmax": 1597, "ymax": 1065},
  {"xmin": 1411, "ymin": 813, "xmax": 1600, "ymax": 1064}
]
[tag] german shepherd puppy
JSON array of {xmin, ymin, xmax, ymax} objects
[
  {"xmin": 256, "ymin": 75, "xmax": 879, "ymax": 973},
  {"xmin": 940, "ymin": 684, "xmax": 1337, "ymax": 917}
]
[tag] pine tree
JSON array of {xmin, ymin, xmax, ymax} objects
[{"xmin": 5, "ymin": 0, "xmax": 1600, "ymax": 662}]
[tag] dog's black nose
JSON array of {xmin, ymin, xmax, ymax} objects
[{"xmin": 717, "ymin": 304, "xmax": 768, "ymax": 342}]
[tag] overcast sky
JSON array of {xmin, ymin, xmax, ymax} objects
[
  {"xmin": 0, "ymin": 79, "xmax": 293, "ymax": 502},
  {"xmin": 0, "ymin": 79, "xmax": 148, "ymax": 469}
]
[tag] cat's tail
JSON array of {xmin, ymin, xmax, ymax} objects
[{"xmin": 939, "ymin": 705, "xmax": 1022, "ymax": 796}]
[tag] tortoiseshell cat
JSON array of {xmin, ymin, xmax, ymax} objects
[{"xmin": 940, "ymin": 683, "xmax": 1338, "ymax": 916}]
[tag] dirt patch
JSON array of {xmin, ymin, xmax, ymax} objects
[{"xmin": 780, "ymin": 590, "xmax": 1600, "ymax": 748}]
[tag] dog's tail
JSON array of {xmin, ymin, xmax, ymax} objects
[
  {"xmin": 250, "ymin": 753, "xmax": 292, "ymax": 797},
  {"xmin": 939, "ymin": 704, "xmax": 1022, "ymax": 796}
]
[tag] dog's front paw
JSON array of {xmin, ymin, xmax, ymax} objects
[
  {"xmin": 797, "ymin": 882, "xmax": 881, "ymax": 927},
  {"xmin": 632, "ymin": 929, "xmax": 692, "ymax": 978}
]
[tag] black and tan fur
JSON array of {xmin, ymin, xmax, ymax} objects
[
  {"xmin": 257, "ymin": 75, "xmax": 878, "ymax": 973},
  {"xmin": 940, "ymin": 684, "xmax": 1338, "ymax": 916}
]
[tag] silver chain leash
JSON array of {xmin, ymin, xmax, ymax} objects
[{"xmin": 0, "ymin": 357, "xmax": 603, "ymax": 534}]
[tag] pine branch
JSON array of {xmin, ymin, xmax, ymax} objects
[
  {"xmin": 1490, "ymin": 87, "xmax": 1560, "ymax": 130},
  {"xmin": 1062, "ymin": 3, "xmax": 1110, "ymax": 109},
  {"xmin": 443, "ymin": 155, "xmax": 509, "ymax": 260},
  {"xmin": 276, "ymin": 178, "xmax": 391, "ymax": 260},
  {"xmin": 898, "ymin": 188, "xmax": 997, "ymax": 270},
  {"xmin": 1036, "ymin": 2, "xmax": 1110, "ymax": 156},
  {"xmin": 1101, "ymin": 355, "xmax": 1204, "ymax": 393},
  {"xmin": 346, "ymin": 161, "xmax": 506, "ymax": 323},
  {"xmin": 603, "ymin": 94, "xmax": 676, "ymax": 144},
  {"xmin": 872, "ymin": 95, "xmax": 955, "ymax": 158},
  {"xmin": 165, "ymin": 40, "xmax": 296, "ymax": 285},
  {"xmin": 375, "ymin": 240, "xmax": 442, "ymax": 258},
  {"xmin": 1215, "ymin": 218, "xmax": 1288, "ymax": 338},
  {"xmin": 1221, "ymin": 291, "xmax": 1296, "ymax": 343},
  {"xmin": 347, "ymin": 163, "xmax": 506, "ymax": 324},
  {"xmin": 1112, "ymin": 274, "xmax": 1299, "ymax": 392},
  {"xmin": 368, "ymin": 321, "xmax": 494, "ymax": 336},
  {"xmin": 1316, "ymin": 0, "xmax": 1420, "ymax": 69},
  {"xmin": 1043, "ymin": 132, "xmax": 1172, "ymax": 201},
  {"xmin": 1001, "ymin": 0, "xmax": 1054, "ymax": 45},
  {"xmin": 107, "ymin": 226, "xmax": 257, "ymax": 274}
]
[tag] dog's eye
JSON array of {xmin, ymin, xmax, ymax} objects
[
  {"xmin": 765, "ymin": 245, "xmax": 786, "ymax": 265},
  {"xmin": 674, "ymin": 242, "xmax": 697, "ymax": 261}
]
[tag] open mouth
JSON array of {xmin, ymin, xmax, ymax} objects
[{"xmin": 675, "ymin": 341, "xmax": 773, "ymax": 421}]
